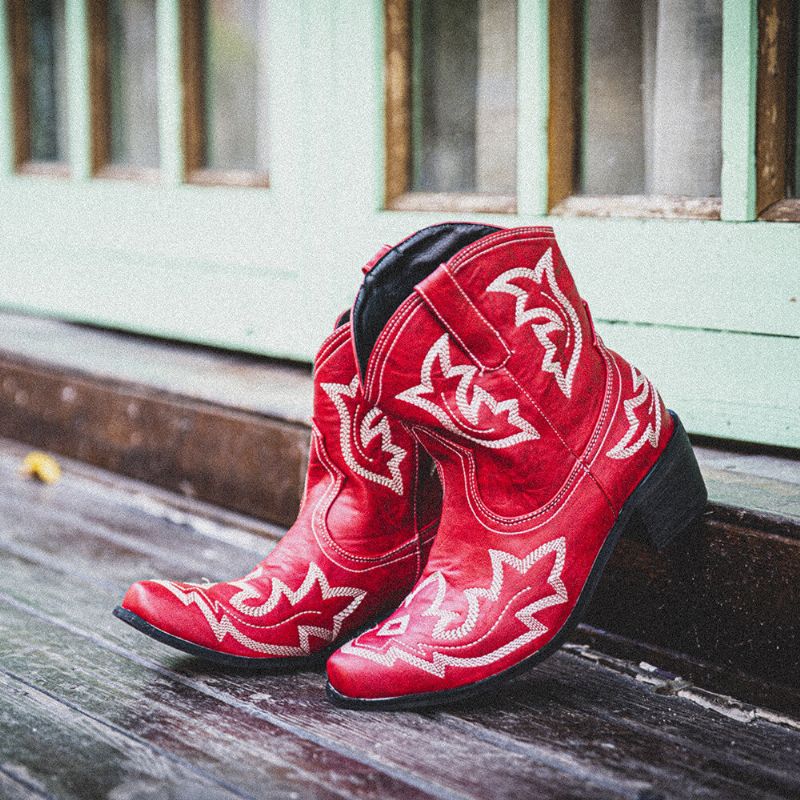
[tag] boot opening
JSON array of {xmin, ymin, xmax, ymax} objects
[{"xmin": 351, "ymin": 223, "xmax": 501, "ymax": 379}]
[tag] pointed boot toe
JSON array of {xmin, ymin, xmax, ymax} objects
[{"xmin": 114, "ymin": 301, "xmax": 441, "ymax": 669}]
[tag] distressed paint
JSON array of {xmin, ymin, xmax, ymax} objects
[
  {"xmin": 0, "ymin": 0, "xmax": 12, "ymax": 176},
  {"xmin": 721, "ymin": 0, "xmax": 758, "ymax": 220}
]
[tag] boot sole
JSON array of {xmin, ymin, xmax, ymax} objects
[
  {"xmin": 326, "ymin": 412, "xmax": 707, "ymax": 710},
  {"xmin": 112, "ymin": 605, "xmax": 335, "ymax": 672}
]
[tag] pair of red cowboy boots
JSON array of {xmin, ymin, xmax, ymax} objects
[{"xmin": 115, "ymin": 224, "xmax": 707, "ymax": 709}]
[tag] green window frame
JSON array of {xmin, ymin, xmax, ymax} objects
[{"xmin": 0, "ymin": 0, "xmax": 797, "ymax": 449}]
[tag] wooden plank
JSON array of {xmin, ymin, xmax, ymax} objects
[
  {"xmin": 3, "ymin": 545, "xmax": 799, "ymax": 800},
  {"xmin": 388, "ymin": 191, "xmax": 516, "ymax": 214},
  {"xmin": 0, "ymin": 313, "xmax": 314, "ymax": 423},
  {"xmin": 0, "ymin": 768, "xmax": 52, "ymax": 800},
  {"xmin": 0, "ymin": 668, "xmax": 248, "ymax": 800},
  {"xmin": 0, "ymin": 595, "xmax": 428, "ymax": 800},
  {"xmin": 0, "ymin": 449, "xmax": 798, "ymax": 796},
  {"xmin": 180, "ymin": 0, "xmax": 205, "ymax": 178},
  {"xmin": 0, "ymin": 555, "xmax": 631, "ymax": 800},
  {"xmin": 442, "ymin": 654, "xmax": 800, "ymax": 800},
  {"xmin": 721, "ymin": 0, "xmax": 759, "ymax": 221},
  {"xmin": 761, "ymin": 198, "xmax": 800, "ymax": 221},
  {"xmin": 0, "ymin": 359, "xmax": 309, "ymax": 527}
]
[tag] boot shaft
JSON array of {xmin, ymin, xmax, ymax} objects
[
  {"xmin": 304, "ymin": 317, "xmax": 439, "ymax": 558},
  {"xmin": 351, "ymin": 225, "xmax": 672, "ymax": 517}
]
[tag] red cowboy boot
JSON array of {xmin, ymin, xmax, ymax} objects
[
  {"xmin": 114, "ymin": 312, "xmax": 440, "ymax": 668},
  {"xmin": 326, "ymin": 223, "xmax": 707, "ymax": 708}
]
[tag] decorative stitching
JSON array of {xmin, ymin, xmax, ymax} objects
[
  {"xmin": 396, "ymin": 333, "xmax": 539, "ymax": 449},
  {"xmin": 342, "ymin": 536, "xmax": 568, "ymax": 677},
  {"xmin": 321, "ymin": 375, "xmax": 407, "ymax": 495},
  {"xmin": 155, "ymin": 565, "xmax": 366, "ymax": 657},
  {"xmin": 487, "ymin": 247, "xmax": 582, "ymax": 399},
  {"xmin": 606, "ymin": 365, "xmax": 665, "ymax": 460}
]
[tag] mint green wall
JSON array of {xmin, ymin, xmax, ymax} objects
[{"xmin": 0, "ymin": 0, "xmax": 798, "ymax": 447}]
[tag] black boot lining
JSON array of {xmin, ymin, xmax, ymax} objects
[{"xmin": 351, "ymin": 223, "xmax": 501, "ymax": 379}]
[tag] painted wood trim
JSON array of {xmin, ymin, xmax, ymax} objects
[
  {"xmin": 721, "ymin": 0, "xmax": 759, "ymax": 221},
  {"xmin": 546, "ymin": 0, "xmax": 580, "ymax": 211},
  {"xmin": 0, "ymin": 0, "xmax": 12, "ymax": 177},
  {"xmin": 65, "ymin": 0, "xmax": 92, "ymax": 180},
  {"xmin": 756, "ymin": 0, "xmax": 798, "ymax": 216},
  {"xmin": 515, "ymin": 0, "xmax": 549, "ymax": 215},
  {"xmin": 157, "ymin": 0, "xmax": 183, "ymax": 185}
]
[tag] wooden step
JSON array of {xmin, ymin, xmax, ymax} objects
[
  {"xmin": 0, "ymin": 311, "xmax": 798, "ymax": 710},
  {"xmin": 0, "ymin": 438, "xmax": 797, "ymax": 800}
]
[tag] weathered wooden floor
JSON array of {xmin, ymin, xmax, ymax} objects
[{"xmin": 1, "ymin": 438, "xmax": 799, "ymax": 800}]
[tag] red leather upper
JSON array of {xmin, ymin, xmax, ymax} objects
[
  {"xmin": 121, "ymin": 321, "xmax": 440, "ymax": 660},
  {"xmin": 328, "ymin": 226, "xmax": 671, "ymax": 698}
]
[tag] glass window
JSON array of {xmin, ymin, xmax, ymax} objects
[
  {"xmin": 10, "ymin": 0, "xmax": 69, "ymax": 168},
  {"xmin": 107, "ymin": 0, "xmax": 160, "ymax": 169},
  {"xmin": 28, "ymin": 0, "xmax": 69, "ymax": 163},
  {"xmin": 580, "ymin": 0, "xmax": 722, "ymax": 197},
  {"xmin": 201, "ymin": 0, "xmax": 269, "ymax": 174},
  {"xmin": 410, "ymin": 0, "xmax": 517, "ymax": 196}
]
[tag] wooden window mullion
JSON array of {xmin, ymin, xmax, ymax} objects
[
  {"xmin": 547, "ymin": 0, "xmax": 581, "ymax": 212},
  {"xmin": 88, "ymin": 0, "xmax": 110, "ymax": 174},
  {"xmin": 8, "ymin": 0, "xmax": 31, "ymax": 169},
  {"xmin": 384, "ymin": 0, "xmax": 412, "ymax": 205},
  {"xmin": 757, "ymin": 0, "xmax": 799, "ymax": 220}
]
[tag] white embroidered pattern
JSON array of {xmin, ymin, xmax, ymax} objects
[
  {"xmin": 322, "ymin": 375, "xmax": 407, "ymax": 495},
  {"xmin": 396, "ymin": 333, "xmax": 539, "ymax": 448},
  {"xmin": 606, "ymin": 365, "xmax": 663, "ymax": 460},
  {"xmin": 487, "ymin": 247, "xmax": 582, "ymax": 399},
  {"xmin": 155, "ymin": 562, "xmax": 366, "ymax": 656},
  {"xmin": 377, "ymin": 614, "xmax": 410, "ymax": 637},
  {"xmin": 342, "ymin": 537, "xmax": 568, "ymax": 677}
]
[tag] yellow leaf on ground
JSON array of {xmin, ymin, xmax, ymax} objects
[{"xmin": 20, "ymin": 451, "xmax": 62, "ymax": 484}]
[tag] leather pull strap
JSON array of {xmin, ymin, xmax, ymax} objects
[{"xmin": 415, "ymin": 265, "xmax": 510, "ymax": 371}]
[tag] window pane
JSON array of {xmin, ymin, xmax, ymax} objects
[
  {"xmin": 581, "ymin": 0, "xmax": 722, "ymax": 197},
  {"xmin": 411, "ymin": 0, "xmax": 517, "ymax": 195},
  {"xmin": 202, "ymin": 0, "xmax": 269, "ymax": 172},
  {"xmin": 28, "ymin": 0, "xmax": 69, "ymax": 162},
  {"xmin": 108, "ymin": 0, "xmax": 159, "ymax": 168}
]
